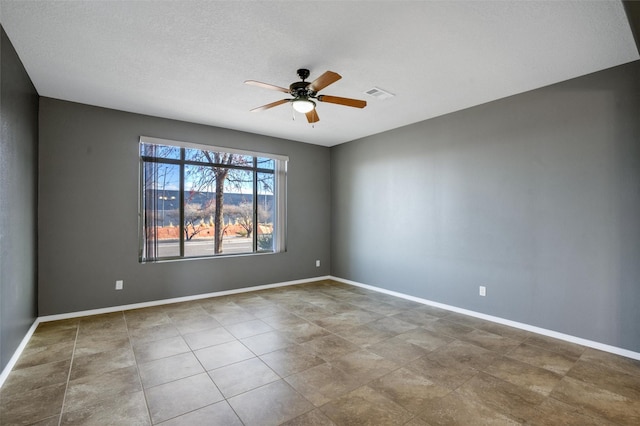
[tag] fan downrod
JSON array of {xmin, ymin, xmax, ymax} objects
[{"xmin": 297, "ymin": 68, "xmax": 310, "ymax": 81}]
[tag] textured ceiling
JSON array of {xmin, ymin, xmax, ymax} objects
[{"xmin": 1, "ymin": 1, "xmax": 638, "ymax": 146}]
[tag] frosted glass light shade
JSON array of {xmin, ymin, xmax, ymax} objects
[{"xmin": 292, "ymin": 99, "xmax": 315, "ymax": 113}]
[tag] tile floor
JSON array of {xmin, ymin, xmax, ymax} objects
[{"xmin": 1, "ymin": 280, "xmax": 640, "ymax": 425}]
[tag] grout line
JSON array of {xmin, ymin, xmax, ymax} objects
[
  {"xmin": 57, "ymin": 321, "xmax": 80, "ymax": 426},
  {"xmin": 123, "ymin": 310, "xmax": 154, "ymax": 426}
]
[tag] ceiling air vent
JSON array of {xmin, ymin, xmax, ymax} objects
[{"xmin": 364, "ymin": 87, "xmax": 395, "ymax": 100}]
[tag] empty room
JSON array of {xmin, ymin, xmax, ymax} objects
[{"xmin": 1, "ymin": 1, "xmax": 640, "ymax": 425}]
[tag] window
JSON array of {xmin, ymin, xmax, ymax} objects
[{"xmin": 139, "ymin": 136, "xmax": 287, "ymax": 262}]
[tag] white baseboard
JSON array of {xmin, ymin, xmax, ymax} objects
[
  {"xmin": 39, "ymin": 276, "xmax": 332, "ymax": 322},
  {"xmin": 0, "ymin": 275, "xmax": 330, "ymax": 388},
  {"xmin": 3, "ymin": 273, "xmax": 638, "ymax": 389},
  {"xmin": 330, "ymin": 275, "xmax": 640, "ymax": 361},
  {"xmin": 0, "ymin": 319, "xmax": 41, "ymax": 389}
]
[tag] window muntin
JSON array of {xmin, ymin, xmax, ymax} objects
[{"xmin": 139, "ymin": 137, "xmax": 287, "ymax": 262}]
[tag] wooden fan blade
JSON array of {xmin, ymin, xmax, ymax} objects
[
  {"xmin": 306, "ymin": 109, "xmax": 319, "ymax": 123},
  {"xmin": 244, "ymin": 80, "xmax": 290, "ymax": 93},
  {"xmin": 308, "ymin": 71, "xmax": 341, "ymax": 92},
  {"xmin": 317, "ymin": 95, "xmax": 367, "ymax": 108},
  {"xmin": 250, "ymin": 99, "xmax": 290, "ymax": 112}
]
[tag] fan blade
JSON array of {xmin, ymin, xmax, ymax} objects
[
  {"xmin": 317, "ymin": 95, "xmax": 367, "ymax": 109},
  {"xmin": 306, "ymin": 109, "xmax": 320, "ymax": 123},
  {"xmin": 308, "ymin": 71, "xmax": 341, "ymax": 92},
  {"xmin": 244, "ymin": 80, "xmax": 290, "ymax": 93},
  {"xmin": 250, "ymin": 99, "xmax": 290, "ymax": 112}
]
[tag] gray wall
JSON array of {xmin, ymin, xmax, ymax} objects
[
  {"xmin": 331, "ymin": 61, "xmax": 640, "ymax": 352},
  {"xmin": 0, "ymin": 27, "xmax": 39, "ymax": 371},
  {"xmin": 38, "ymin": 98, "xmax": 330, "ymax": 315}
]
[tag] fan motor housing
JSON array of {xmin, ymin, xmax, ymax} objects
[{"xmin": 289, "ymin": 81, "xmax": 314, "ymax": 97}]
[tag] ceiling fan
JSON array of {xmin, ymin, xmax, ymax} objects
[{"xmin": 245, "ymin": 69, "xmax": 367, "ymax": 123}]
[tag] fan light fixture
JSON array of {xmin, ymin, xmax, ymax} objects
[{"xmin": 292, "ymin": 98, "xmax": 315, "ymax": 113}]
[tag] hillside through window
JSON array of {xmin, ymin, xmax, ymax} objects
[{"xmin": 139, "ymin": 137, "xmax": 287, "ymax": 262}]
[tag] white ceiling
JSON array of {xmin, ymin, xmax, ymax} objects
[{"xmin": 1, "ymin": 1, "xmax": 638, "ymax": 147}]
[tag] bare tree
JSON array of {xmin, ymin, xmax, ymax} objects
[
  {"xmin": 185, "ymin": 152, "xmax": 252, "ymax": 253},
  {"xmin": 183, "ymin": 202, "xmax": 215, "ymax": 241},
  {"xmin": 226, "ymin": 201, "xmax": 253, "ymax": 238}
]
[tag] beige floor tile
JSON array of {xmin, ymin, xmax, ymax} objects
[
  {"xmin": 278, "ymin": 321, "xmax": 331, "ymax": 343},
  {"xmin": 224, "ymin": 318, "xmax": 274, "ymax": 339},
  {"xmin": 285, "ymin": 362, "xmax": 362, "ymax": 406},
  {"xmin": 395, "ymin": 327, "xmax": 454, "ymax": 352},
  {"xmin": 300, "ymin": 334, "xmax": 359, "ymax": 361},
  {"xmin": 331, "ymin": 349, "xmax": 399, "ymax": 383},
  {"xmin": 320, "ymin": 385, "xmax": 413, "ymax": 426},
  {"xmin": 156, "ymin": 401, "xmax": 243, "ymax": 426},
  {"xmin": 28, "ymin": 414, "xmax": 61, "ymax": 426},
  {"xmin": 459, "ymin": 329, "xmax": 520, "ymax": 354},
  {"xmin": 422, "ymin": 318, "xmax": 474, "ymax": 339},
  {"xmin": 419, "ymin": 390, "xmax": 519, "ymax": 425},
  {"xmin": 228, "ymin": 380, "xmax": 314, "ymax": 426},
  {"xmin": 261, "ymin": 312, "xmax": 309, "ymax": 329},
  {"xmin": 125, "ymin": 308, "xmax": 172, "ymax": 331},
  {"xmin": 280, "ymin": 409, "xmax": 336, "ymax": 426},
  {"xmin": 508, "ymin": 342, "xmax": 578, "ymax": 375},
  {"xmin": 138, "ymin": 351, "xmax": 204, "ymax": 388},
  {"xmin": 128, "ymin": 323, "xmax": 180, "ymax": 345},
  {"xmin": 63, "ymin": 365, "xmax": 142, "ymax": 412},
  {"xmin": 182, "ymin": 326, "xmax": 235, "ymax": 350},
  {"xmin": 0, "ymin": 382, "xmax": 66, "ymax": 426},
  {"xmin": 368, "ymin": 367, "xmax": 450, "ymax": 414},
  {"xmin": 566, "ymin": 359, "xmax": 640, "ymax": 401},
  {"xmin": 1, "ymin": 359, "xmax": 70, "ymax": 395},
  {"xmin": 482, "ymin": 356, "xmax": 562, "ymax": 396},
  {"xmin": 241, "ymin": 330, "xmax": 295, "ymax": 355},
  {"xmin": 70, "ymin": 346, "xmax": 136, "ymax": 381},
  {"xmin": 550, "ymin": 375, "xmax": 640, "ymax": 424},
  {"xmin": 27, "ymin": 327, "xmax": 77, "ymax": 348},
  {"xmin": 455, "ymin": 372, "xmax": 544, "ymax": 422},
  {"xmin": 406, "ymin": 355, "xmax": 478, "ymax": 391},
  {"xmin": 74, "ymin": 334, "xmax": 131, "ymax": 358},
  {"xmin": 211, "ymin": 310, "xmax": 257, "ymax": 326},
  {"xmin": 525, "ymin": 334, "xmax": 586, "ymax": 359},
  {"xmin": 332, "ymin": 323, "xmax": 396, "ymax": 346},
  {"xmin": 209, "ymin": 357, "xmax": 279, "ymax": 398},
  {"xmin": 367, "ymin": 316, "xmax": 419, "ymax": 335},
  {"xmin": 194, "ymin": 340, "xmax": 255, "ymax": 370},
  {"xmin": 580, "ymin": 347, "xmax": 640, "ymax": 377},
  {"xmin": 259, "ymin": 344, "xmax": 326, "ymax": 377},
  {"xmin": 366, "ymin": 336, "xmax": 429, "ymax": 364},
  {"xmin": 133, "ymin": 335, "xmax": 190, "ymax": 364},
  {"xmin": 12, "ymin": 340, "xmax": 75, "ymax": 370},
  {"xmin": 391, "ymin": 310, "xmax": 440, "ymax": 327},
  {"xmin": 171, "ymin": 315, "xmax": 222, "ymax": 335},
  {"xmin": 526, "ymin": 397, "xmax": 618, "ymax": 425},
  {"xmin": 145, "ymin": 373, "xmax": 223, "ymax": 424},
  {"xmin": 61, "ymin": 390, "xmax": 150, "ymax": 425},
  {"xmin": 427, "ymin": 340, "xmax": 501, "ymax": 370}
]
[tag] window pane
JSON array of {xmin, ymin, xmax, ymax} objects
[
  {"xmin": 184, "ymin": 165, "xmax": 216, "ymax": 257},
  {"xmin": 185, "ymin": 149, "xmax": 253, "ymax": 167},
  {"xmin": 257, "ymin": 157, "xmax": 275, "ymax": 170},
  {"xmin": 142, "ymin": 161, "xmax": 180, "ymax": 259},
  {"xmin": 223, "ymin": 169, "xmax": 254, "ymax": 255},
  {"xmin": 257, "ymin": 172, "xmax": 274, "ymax": 252},
  {"xmin": 140, "ymin": 143, "xmax": 181, "ymax": 159}
]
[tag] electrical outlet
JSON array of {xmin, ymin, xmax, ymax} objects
[
  {"xmin": 115, "ymin": 280, "xmax": 124, "ymax": 290},
  {"xmin": 479, "ymin": 286, "xmax": 486, "ymax": 297},
  {"xmin": 316, "ymin": 260, "xmax": 321, "ymax": 267}
]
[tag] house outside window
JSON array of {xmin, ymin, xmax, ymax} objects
[{"xmin": 139, "ymin": 136, "xmax": 287, "ymax": 262}]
